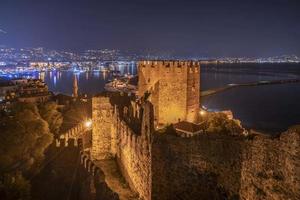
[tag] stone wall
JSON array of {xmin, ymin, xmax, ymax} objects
[
  {"xmin": 92, "ymin": 96, "xmax": 153, "ymax": 200},
  {"xmin": 151, "ymin": 128, "xmax": 300, "ymax": 200},
  {"xmin": 114, "ymin": 101, "xmax": 154, "ymax": 200},
  {"xmin": 91, "ymin": 94, "xmax": 300, "ymax": 200},
  {"xmin": 151, "ymin": 133, "xmax": 243, "ymax": 200},
  {"xmin": 240, "ymin": 129, "xmax": 300, "ymax": 200},
  {"xmin": 138, "ymin": 61, "xmax": 200, "ymax": 125},
  {"xmin": 91, "ymin": 97, "xmax": 115, "ymax": 160},
  {"xmin": 186, "ymin": 63, "xmax": 200, "ymax": 122}
]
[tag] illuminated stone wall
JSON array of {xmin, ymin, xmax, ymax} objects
[
  {"xmin": 115, "ymin": 101, "xmax": 154, "ymax": 200},
  {"xmin": 91, "ymin": 95, "xmax": 299, "ymax": 199},
  {"xmin": 138, "ymin": 61, "xmax": 200, "ymax": 125},
  {"xmin": 240, "ymin": 129, "xmax": 300, "ymax": 200},
  {"xmin": 151, "ymin": 129, "xmax": 300, "ymax": 200},
  {"xmin": 92, "ymin": 96, "xmax": 153, "ymax": 200},
  {"xmin": 91, "ymin": 96, "xmax": 114, "ymax": 160},
  {"xmin": 186, "ymin": 63, "xmax": 200, "ymax": 122},
  {"xmin": 151, "ymin": 133, "xmax": 243, "ymax": 200}
]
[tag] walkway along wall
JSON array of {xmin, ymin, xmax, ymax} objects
[
  {"xmin": 91, "ymin": 96, "xmax": 300, "ymax": 200},
  {"xmin": 92, "ymin": 96, "xmax": 153, "ymax": 200}
]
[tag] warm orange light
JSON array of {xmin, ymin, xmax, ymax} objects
[
  {"xmin": 85, "ymin": 119, "xmax": 92, "ymax": 128},
  {"xmin": 200, "ymin": 110, "xmax": 206, "ymax": 116}
]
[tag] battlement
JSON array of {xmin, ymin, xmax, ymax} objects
[
  {"xmin": 89, "ymin": 89, "xmax": 300, "ymax": 200},
  {"xmin": 138, "ymin": 60, "xmax": 200, "ymax": 125},
  {"xmin": 138, "ymin": 60, "xmax": 199, "ymax": 75},
  {"xmin": 139, "ymin": 60, "xmax": 200, "ymax": 67},
  {"xmin": 91, "ymin": 96, "xmax": 153, "ymax": 199}
]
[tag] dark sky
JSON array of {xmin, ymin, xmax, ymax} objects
[{"xmin": 0, "ymin": 0, "xmax": 299, "ymax": 57}]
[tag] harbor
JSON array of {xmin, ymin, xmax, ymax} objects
[{"xmin": 104, "ymin": 74, "xmax": 138, "ymax": 94}]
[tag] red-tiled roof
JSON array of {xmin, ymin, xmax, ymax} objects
[{"xmin": 173, "ymin": 121, "xmax": 203, "ymax": 133}]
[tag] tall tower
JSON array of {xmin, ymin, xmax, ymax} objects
[
  {"xmin": 138, "ymin": 60, "xmax": 200, "ymax": 125},
  {"xmin": 73, "ymin": 74, "xmax": 78, "ymax": 98},
  {"xmin": 91, "ymin": 96, "xmax": 113, "ymax": 160}
]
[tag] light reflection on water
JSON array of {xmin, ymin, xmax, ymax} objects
[{"xmin": 2, "ymin": 63, "xmax": 300, "ymax": 133}]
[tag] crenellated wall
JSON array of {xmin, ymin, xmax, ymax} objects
[
  {"xmin": 114, "ymin": 119, "xmax": 151, "ymax": 200},
  {"xmin": 92, "ymin": 96, "xmax": 153, "ymax": 200},
  {"xmin": 114, "ymin": 101, "xmax": 154, "ymax": 200},
  {"xmin": 138, "ymin": 60, "xmax": 200, "ymax": 125},
  {"xmin": 56, "ymin": 123, "xmax": 86, "ymax": 147},
  {"xmin": 91, "ymin": 95, "xmax": 300, "ymax": 200}
]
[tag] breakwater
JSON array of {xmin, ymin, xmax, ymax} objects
[{"xmin": 201, "ymin": 79, "xmax": 300, "ymax": 97}]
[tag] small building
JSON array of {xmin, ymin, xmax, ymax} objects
[
  {"xmin": 0, "ymin": 78, "xmax": 52, "ymax": 106},
  {"xmin": 0, "ymin": 81, "xmax": 17, "ymax": 100},
  {"xmin": 173, "ymin": 121, "xmax": 204, "ymax": 137}
]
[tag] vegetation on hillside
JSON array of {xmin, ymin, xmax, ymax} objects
[
  {"xmin": 201, "ymin": 112, "xmax": 244, "ymax": 136},
  {"xmin": 0, "ymin": 102, "xmax": 63, "ymax": 200},
  {"xmin": 60, "ymin": 99, "xmax": 91, "ymax": 133}
]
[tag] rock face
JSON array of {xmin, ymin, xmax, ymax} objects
[{"xmin": 91, "ymin": 95, "xmax": 300, "ymax": 200}]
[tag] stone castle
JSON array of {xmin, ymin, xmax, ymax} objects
[
  {"xmin": 90, "ymin": 61, "xmax": 300, "ymax": 200},
  {"xmin": 138, "ymin": 61, "xmax": 200, "ymax": 125}
]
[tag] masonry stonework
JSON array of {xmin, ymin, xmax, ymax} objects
[
  {"xmin": 138, "ymin": 61, "xmax": 200, "ymax": 125},
  {"xmin": 91, "ymin": 96, "xmax": 114, "ymax": 160},
  {"xmin": 90, "ymin": 60, "xmax": 300, "ymax": 200},
  {"xmin": 115, "ymin": 101, "xmax": 153, "ymax": 200},
  {"xmin": 151, "ymin": 129, "xmax": 300, "ymax": 200},
  {"xmin": 91, "ymin": 95, "xmax": 153, "ymax": 200}
]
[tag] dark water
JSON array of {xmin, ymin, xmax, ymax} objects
[
  {"xmin": 5, "ymin": 63, "xmax": 300, "ymax": 133},
  {"xmin": 201, "ymin": 63, "xmax": 300, "ymax": 133}
]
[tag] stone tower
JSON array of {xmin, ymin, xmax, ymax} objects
[
  {"xmin": 138, "ymin": 60, "xmax": 200, "ymax": 125},
  {"xmin": 73, "ymin": 74, "xmax": 78, "ymax": 98},
  {"xmin": 91, "ymin": 96, "xmax": 114, "ymax": 160}
]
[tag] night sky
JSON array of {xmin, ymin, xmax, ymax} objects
[{"xmin": 0, "ymin": 0, "xmax": 299, "ymax": 57}]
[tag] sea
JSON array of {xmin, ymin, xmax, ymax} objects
[{"xmin": 2, "ymin": 62, "xmax": 300, "ymax": 133}]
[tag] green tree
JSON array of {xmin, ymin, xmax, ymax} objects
[
  {"xmin": 61, "ymin": 100, "xmax": 90, "ymax": 133},
  {"xmin": 0, "ymin": 102, "xmax": 54, "ymax": 200},
  {"xmin": 204, "ymin": 112, "xmax": 243, "ymax": 136},
  {"xmin": 39, "ymin": 102, "xmax": 63, "ymax": 137},
  {"xmin": 0, "ymin": 103, "xmax": 53, "ymax": 173},
  {"xmin": 0, "ymin": 172, "xmax": 31, "ymax": 200}
]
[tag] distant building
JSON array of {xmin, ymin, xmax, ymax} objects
[
  {"xmin": 73, "ymin": 74, "xmax": 78, "ymax": 98},
  {"xmin": 17, "ymin": 79, "xmax": 51, "ymax": 103},
  {"xmin": 0, "ymin": 81, "xmax": 17, "ymax": 101},
  {"xmin": 29, "ymin": 62, "xmax": 49, "ymax": 69},
  {"xmin": 0, "ymin": 78, "xmax": 51, "ymax": 107}
]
